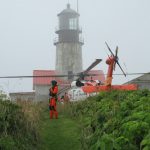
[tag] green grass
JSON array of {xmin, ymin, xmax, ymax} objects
[{"xmin": 39, "ymin": 107, "xmax": 81, "ymax": 150}]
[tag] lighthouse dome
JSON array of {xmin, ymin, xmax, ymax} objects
[{"xmin": 58, "ymin": 4, "xmax": 79, "ymax": 17}]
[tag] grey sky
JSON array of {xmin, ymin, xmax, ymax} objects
[{"xmin": 0, "ymin": 0, "xmax": 150, "ymax": 92}]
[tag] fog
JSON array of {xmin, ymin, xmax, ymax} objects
[{"xmin": 0, "ymin": 0, "xmax": 150, "ymax": 93}]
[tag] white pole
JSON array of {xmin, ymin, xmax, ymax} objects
[{"xmin": 77, "ymin": 0, "xmax": 79, "ymax": 12}]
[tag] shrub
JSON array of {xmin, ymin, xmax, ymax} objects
[
  {"xmin": 68, "ymin": 90, "xmax": 150, "ymax": 150},
  {"xmin": 0, "ymin": 98, "xmax": 40, "ymax": 150}
]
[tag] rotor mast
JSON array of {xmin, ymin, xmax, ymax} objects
[
  {"xmin": 105, "ymin": 56, "xmax": 115, "ymax": 86},
  {"xmin": 105, "ymin": 42, "xmax": 126, "ymax": 86}
]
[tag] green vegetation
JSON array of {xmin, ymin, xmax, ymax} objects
[
  {"xmin": 1, "ymin": 90, "xmax": 150, "ymax": 150},
  {"xmin": 0, "ymin": 99, "xmax": 40, "ymax": 150},
  {"xmin": 67, "ymin": 90, "xmax": 150, "ymax": 150}
]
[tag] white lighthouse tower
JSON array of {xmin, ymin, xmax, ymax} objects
[{"xmin": 54, "ymin": 4, "xmax": 84, "ymax": 79}]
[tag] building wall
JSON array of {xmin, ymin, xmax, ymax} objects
[
  {"xmin": 9, "ymin": 93, "xmax": 35, "ymax": 102},
  {"xmin": 34, "ymin": 85, "xmax": 50, "ymax": 101},
  {"xmin": 137, "ymin": 83, "xmax": 150, "ymax": 90},
  {"xmin": 125, "ymin": 74, "xmax": 150, "ymax": 90},
  {"xmin": 55, "ymin": 42, "xmax": 82, "ymax": 75}
]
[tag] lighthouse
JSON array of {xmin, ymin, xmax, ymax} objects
[
  {"xmin": 31, "ymin": 3, "xmax": 105, "ymax": 102},
  {"xmin": 54, "ymin": 4, "xmax": 84, "ymax": 79}
]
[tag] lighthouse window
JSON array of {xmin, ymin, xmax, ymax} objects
[{"xmin": 69, "ymin": 18, "xmax": 77, "ymax": 30}]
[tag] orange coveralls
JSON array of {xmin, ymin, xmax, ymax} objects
[{"xmin": 49, "ymin": 85, "xmax": 58, "ymax": 119}]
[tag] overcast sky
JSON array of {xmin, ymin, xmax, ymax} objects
[{"xmin": 0, "ymin": 0, "xmax": 150, "ymax": 93}]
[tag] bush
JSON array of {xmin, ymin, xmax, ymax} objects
[
  {"xmin": 68, "ymin": 90, "xmax": 150, "ymax": 150},
  {"xmin": 0, "ymin": 99, "xmax": 40, "ymax": 150}
]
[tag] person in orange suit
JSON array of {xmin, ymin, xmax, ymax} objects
[{"xmin": 49, "ymin": 80, "xmax": 58, "ymax": 119}]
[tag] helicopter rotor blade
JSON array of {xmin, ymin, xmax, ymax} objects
[
  {"xmin": 0, "ymin": 73, "xmax": 100, "ymax": 79},
  {"xmin": 83, "ymin": 59, "xmax": 102, "ymax": 74},
  {"xmin": 114, "ymin": 46, "xmax": 118, "ymax": 71},
  {"xmin": 105, "ymin": 42, "xmax": 115, "ymax": 57},
  {"xmin": 76, "ymin": 59, "xmax": 102, "ymax": 80},
  {"xmin": 116, "ymin": 61, "xmax": 126, "ymax": 77},
  {"xmin": 115, "ymin": 46, "xmax": 126, "ymax": 76},
  {"xmin": 105, "ymin": 42, "xmax": 126, "ymax": 77},
  {"xmin": 115, "ymin": 46, "xmax": 118, "ymax": 58},
  {"xmin": 113, "ymin": 62, "xmax": 116, "ymax": 71}
]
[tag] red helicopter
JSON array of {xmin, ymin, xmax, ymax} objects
[
  {"xmin": 81, "ymin": 42, "xmax": 138, "ymax": 94},
  {"xmin": 66, "ymin": 42, "xmax": 138, "ymax": 101}
]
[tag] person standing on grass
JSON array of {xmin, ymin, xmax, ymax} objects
[{"xmin": 49, "ymin": 80, "xmax": 58, "ymax": 119}]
